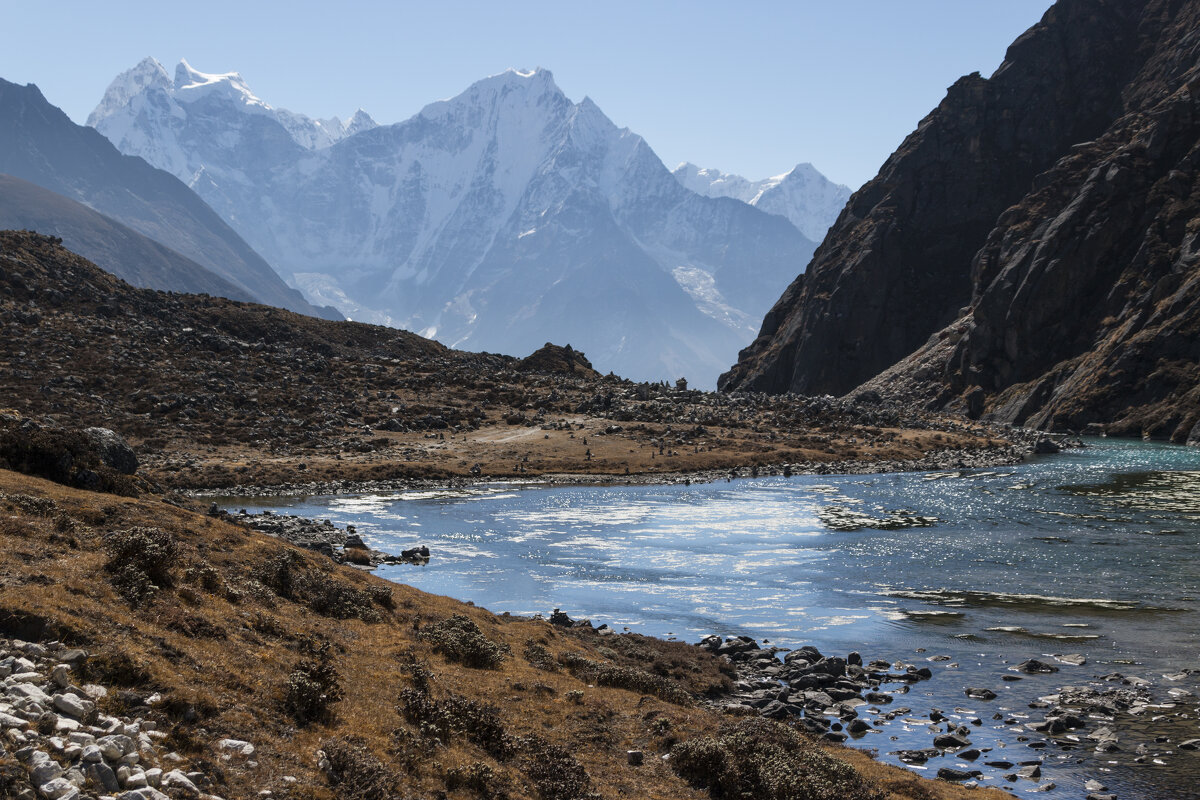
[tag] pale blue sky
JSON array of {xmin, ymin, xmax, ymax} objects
[{"xmin": 1, "ymin": 1, "xmax": 1052, "ymax": 188}]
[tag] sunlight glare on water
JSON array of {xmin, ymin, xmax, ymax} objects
[{"xmin": 229, "ymin": 438, "xmax": 1200, "ymax": 800}]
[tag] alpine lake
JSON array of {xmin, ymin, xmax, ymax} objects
[{"xmin": 225, "ymin": 438, "xmax": 1200, "ymax": 800}]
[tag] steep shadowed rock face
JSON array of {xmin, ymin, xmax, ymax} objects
[
  {"xmin": 721, "ymin": 0, "xmax": 1144, "ymax": 397},
  {"xmin": 0, "ymin": 174, "xmax": 254, "ymax": 301},
  {"xmin": 723, "ymin": 0, "xmax": 1200, "ymax": 443}
]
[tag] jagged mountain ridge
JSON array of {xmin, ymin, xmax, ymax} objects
[
  {"xmin": 0, "ymin": 77, "xmax": 338, "ymax": 319},
  {"xmin": 672, "ymin": 162, "xmax": 851, "ymax": 243},
  {"xmin": 91, "ymin": 63, "xmax": 817, "ymax": 386},
  {"xmin": 87, "ymin": 58, "xmax": 377, "ymax": 177},
  {"xmin": 0, "ymin": 174, "xmax": 254, "ymax": 301},
  {"xmin": 721, "ymin": 0, "xmax": 1200, "ymax": 443}
]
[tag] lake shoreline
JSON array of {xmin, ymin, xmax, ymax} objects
[
  {"xmin": 214, "ymin": 438, "xmax": 1200, "ymax": 800},
  {"xmin": 189, "ymin": 438, "xmax": 1049, "ymax": 499}
]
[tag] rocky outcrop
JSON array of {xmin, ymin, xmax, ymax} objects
[
  {"xmin": 0, "ymin": 414, "xmax": 140, "ymax": 495},
  {"xmin": 518, "ymin": 343, "xmax": 600, "ymax": 378},
  {"xmin": 722, "ymin": 0, "xmax": 1200, "ymax": 442}
]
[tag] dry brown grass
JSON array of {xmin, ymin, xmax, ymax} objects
[{"xmin": 0, "ymin": 468, "xmax": 1013, "ymax": 800}]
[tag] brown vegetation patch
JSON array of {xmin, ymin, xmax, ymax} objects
[{"xmin": 0, "ymin": 465, "xmax": 1012, "ymax": 800}]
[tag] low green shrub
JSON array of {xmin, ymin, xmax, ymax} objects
[
  {"xmin": 670, "ymin": 717, "xmax": 884, "ymax": 800},
  {"xmin": 103, "ymin": 526, "xmax": 177, "ymax": 607},
  {"xmin": 522, "ymin": 638, "xmax": 558, "ymax": 671},
  {"xmin": 398, "ymin": 685, "xmax": 513, "ymax": 759},
  {"xmin": 419, "ymin": 614, "xmax": 510, "ymax": 669},
  {"xmin": 444, "ymin": 761, "xmax": 499, "ymax": 796},
  {"xmin": 253, "ymin": 551, "xmax": 392, "ymax": 622},
  {"xmin": 285, "ymin": 641, "xmax": 345, "ymax": 726},
  {"xmin": 320, "ymin": 736, "xmax": 398, "ymax": 800},
  {"xmin": 558, "ymin": 652, "xmax": 693, "ymax": 706},
  {"xmin": 516, "ymin": 735, "xmax": 595, "ymax": 800}
]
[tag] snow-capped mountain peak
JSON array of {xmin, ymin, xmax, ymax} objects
[
  {"xmin": 86, "ymin": 57, "xmax": 172, "ymax": 127},
  {"xmin": 344, "ymin": 109, "xmax": 376, "ymax": 136},
  {"xmin": 90, "ymin": 58, "xmax": 375, "ymax": 153},
  {"xmin": 673, "ymin": 161, "xmax": 851, "ymax": 243},
  {"xmin": 420, "ymin": 67, "xmax": 566, "ymax": 122},
  {"xmin": 91, "ymin": 64, "xmax": 817, "ymax": 386}
]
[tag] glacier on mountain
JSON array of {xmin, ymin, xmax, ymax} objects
[{"xmin": 91, "ymin": 61, "xmax": 819, "ymax": 386}]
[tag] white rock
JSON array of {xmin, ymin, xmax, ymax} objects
[
  {"xmin": 53, "ymin": 693, "xmax": 92, "ymax": 719},
  {"xmin": 81, "ymin": 684, "xmax": 107, "ymax": 700},
  {"xmin": 0, "ymin": 710, "xmax": 27, "ymax": 728},
  {"xmin": 82, "ymin": 744, "xmax": 103, "ymax": 762},
  {"xmin": 117, "ymin": 788, "xmax": 171, "ymax": 800},
  {"xmin": 7, "ymin": 682, "xmax": 51, "ymax": 705},
  {"xmin": 53, "ymin": 717, "xmax": 81, "ymax": 734},
  {"xmin": 216, "ymin": 738, "xmax": 255, "ymax": 756},
  {"xmin": 144, "ymin": 767, "xmax": 162, "ymax": 787},
  {"xmin": 37, "ymin": 776, "xmax": 78, "ymax": 799},
  {"xmin": 51, "ymin": 665, "xmax": 71, "ymax": 688},
  {"xmin": 97, "ymin": 734, "xmax": 134, "ymax": 760},
  {"xmin": 68, "ymin": 731, "xmax": 95, "ymax": 746},
  {"xmin": 21, "ymin": 643, "xmax": 47, "ymax": 658},
  {"xmin": 161, "ymin": 769, "xmax": 200, "ymax": 796},
  {"xmin": 30, "ymin": 751, "xmax": 64, "ymax": 784}
]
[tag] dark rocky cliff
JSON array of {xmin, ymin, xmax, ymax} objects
[{"xmin": 721, "ymin": 0, "xmax": 1200, "ymax": 443}]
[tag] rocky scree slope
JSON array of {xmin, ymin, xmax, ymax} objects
[
  {"xmin": 91, "ymin": 63, "xmax": 816, "ymax": 387},
  {"xmin": 0, "ymin": 77, "xmax": 337, "ymax": 320},
  {"xmin": 722, "ymin": 0, "xmax": 1200, "ymax": 443}
]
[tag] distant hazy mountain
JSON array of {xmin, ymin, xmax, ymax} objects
[
  {"xmin": 673, "ymin": 162, "xmax": 851, "ymax": 243},
  {"xmin": 91, "ymin": 61, "xmax": 815, "ymax": 385},
  {"xmin": 0, "ymin": 77, "xmax": 337, "ymax": 319},
  {"xmin": 0, "ymin": 174, "xmax": 254, "ymax": 301}
]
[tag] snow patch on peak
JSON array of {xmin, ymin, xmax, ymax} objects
[
  {"xmin": 459, "ymin": 67, "xmax": 561, "ymax": 100},
  {"xmin": 172, "ymin": 59, "xmax": 267, "ymax": 110}
]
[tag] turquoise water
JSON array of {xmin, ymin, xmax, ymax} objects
[{"xmin": 231, "ymin": 439, "xmax": 1200, "ymax": 799}]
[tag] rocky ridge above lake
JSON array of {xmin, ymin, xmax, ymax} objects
[
  {"xmin": 0, "ymin": 230, "xmax": 1032, "ymax": 491},
  {"xmin": 721, "ymin": 0, "xmax": 1200, "ymax": 444}
]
